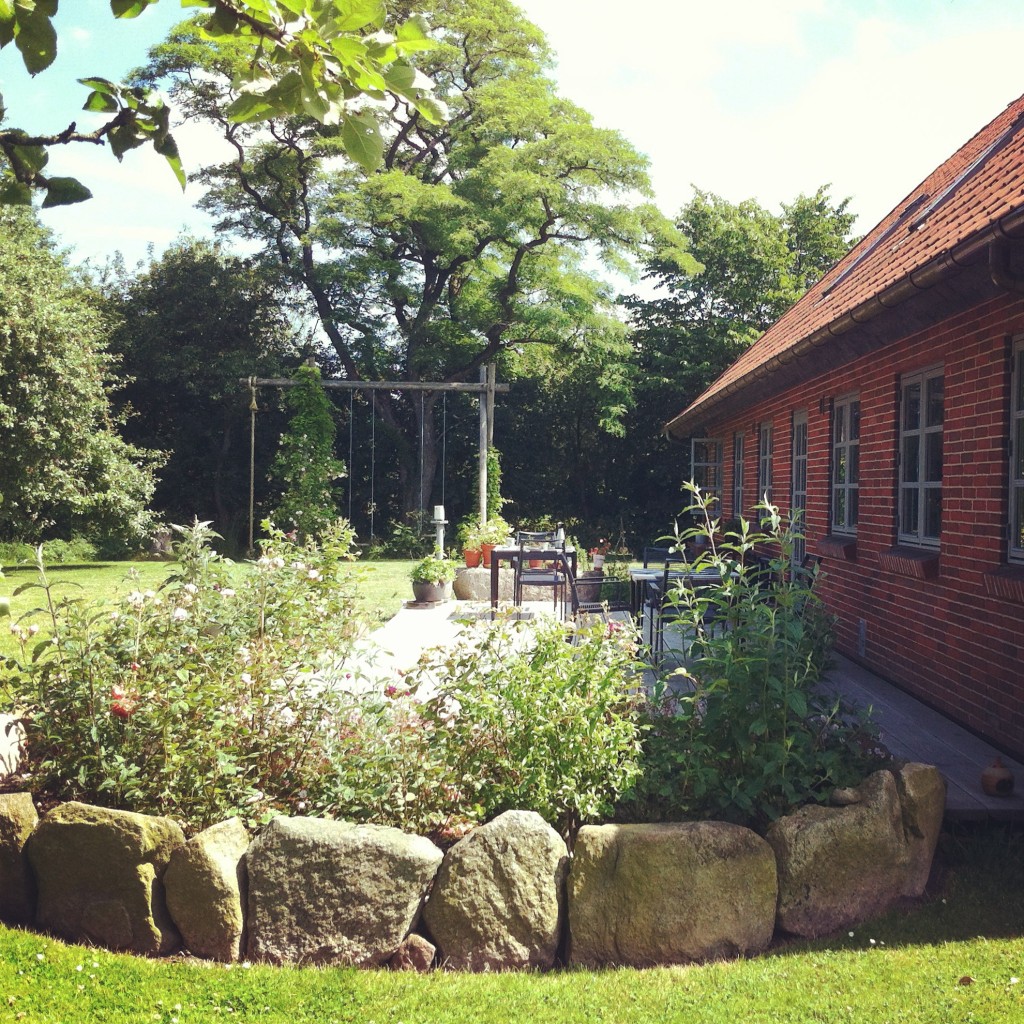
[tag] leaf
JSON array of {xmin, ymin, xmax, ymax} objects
[
  {"xmin": 82, "ymin": 90, "xmax": 119, "ymax": 114},
  {"xmin": 13, "ymin": 4, "xmax": 57, "ymax": 75},
  {"xmin": 153, "ymin": 133, "xmax": 186, "ymax": 190},
  {"xmin": 224, "ymin": 92, "xmax": 276, "ymax": 124},
  {"xmin": 205, "ymin": 4, "xmax": 239, "ymax": 37},
  {"xmin": 0, "ymin": 178, "xmax": 32, "ymax": 206},
  {"xmin": 341, "ymin": 110, "xmax": 383, "ymax": 173},
  {"xmin": 110, "ymin": 0, "xmax": 157, "ymax": 17},
  {"xmin": 0, "ymin": 3, "xmax": 14, "ymax": 48},
  {"xmin": 412, "ymin": 95, "xmax": 448, "ymax": 126},
  {"xmin": 42, "ymin": 176, "xmax": 93, "ymax": 208},
  {"xmin": 331, "ymin": 0, "xmax": 386, "ymax": 33},
  {"xmin": 395, "ymin": 15, "xmax": 437, "ymax": 53}
]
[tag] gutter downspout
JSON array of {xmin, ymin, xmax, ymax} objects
[{"xmin": 665, "ymin": 207, "xmax": 1024, "ymax": 438}]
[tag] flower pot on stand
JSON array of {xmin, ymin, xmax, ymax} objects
[
  {"xmin": 481, "ymin": 543, "xmax": 495, "ymax": 568},
  {"xmin": 591, "ymin": 554, "xmax": 605, "ymax": 570},
  {"xmin": 464, "ymin": 548, "xmax": 482, "ymax": 568}
]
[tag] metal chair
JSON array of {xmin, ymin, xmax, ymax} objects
[{"xmin": 513, "ymin": 534, "xmax": 567, "ymax": 611}]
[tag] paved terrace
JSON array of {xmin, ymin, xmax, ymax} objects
[{"xmin": 361, "ymin": 601, "xmax": 1024, "ymax": 824}]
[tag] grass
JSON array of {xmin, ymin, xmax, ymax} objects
[
  {"xmin": 0, "ymin": 558, "xmax": 417, "ymax": 661},
  {"xmin": 0, "ymin": 830, "xmax": 1021, "ymax": 1022},
  {"xmin": 1, "ymin": 557, "xmax": 1021, "ymax": 1021}
]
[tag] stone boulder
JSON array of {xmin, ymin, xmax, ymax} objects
[
  {"xmin": 568, "ymin": 822, "xmax": 777, "ymax": 967},
  {"xmin": 388, "ymin": 933, "xmax": 436, "ymax": 972},
  {"xmin": 424, "ymin": 809, "xmax": 568, "ymax": 971},
  {"xmin": 165, "ymin": 817, "xmax": 250, "ymax": 962},
  {"xmin": 453, "ymin": 567, "xmax": 514, "ymax": 602},
  {"xmin": 765, "ymin": 769, "xmax": 909, "ymax": 938},
  {"xmin": 27, "ymin": 802, "xmax": 184, "ymax": 955},
  {"xmin": 0, "ymin": 793, "xmax": 38, "ymax": 924},
  {"xmin": 245, "ymin": 816, "xmax": 442, "ymax": 966},
  {"xmin": 895, "ymin": 762, "xmax": 946, "ymax": 897}
]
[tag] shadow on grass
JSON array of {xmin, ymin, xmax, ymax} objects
[{"xmin": 765, "ymin": 823, "xmax": 1024, "ymax": 959}]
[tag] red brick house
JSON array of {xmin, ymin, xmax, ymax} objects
[{"xmin": 665, "ymin": 94, "xmax": 1024, "ymax": 760}]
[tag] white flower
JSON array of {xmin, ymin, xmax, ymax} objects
[
  {"xmin": 28, "ymin": 623, "xmax": 39, "ymax": 635},
  {"xmin": 241, "ymin": 672, "xmax": 253, "ymax": 684},
  {"xmin": 220, "ymin": 588, "xmax": 236, "ymax": 598},
  {"xmin": 171, "ymin": 607, "xmax": 189, "ymax": 622},
  {"xmin": 291, "ymin": 561, "xmax": 306, "ymax": 571},
  {"xmin": 35, "ymin": 952, "xmax": 44, "ymax": 961},
  {"xmin": 183, "ymin": 583, "xmax": 199, "ymax": 595},
  {"xmin": 307, "ymin": 568, "xmax": 321, "ymax": 580},
  {"xmin": 127, "ymin": 590, "xmax": 146, "ymax": 608}
]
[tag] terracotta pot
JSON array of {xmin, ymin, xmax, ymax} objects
[
  {"xmin": 529, "ymin": 558, "xmax": 543, "ymax": 568},
  {"xmin": 481, "ymin": 543, "xmax": 495, "ymax": 568},
  {"xmin": 981, "ymin": 757, "xmax": 1015, "ymax": 797},
  {"xmin": 464, "ymin": 548, "xmax": 482, "ymax": 568}
]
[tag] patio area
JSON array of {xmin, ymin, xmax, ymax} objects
[{"xmin": 362, "ymin": 599, "xmax": 1024, "ymax": 823}]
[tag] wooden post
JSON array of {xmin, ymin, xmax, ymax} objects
[{"xmin": 478, "ymin": 366, "xmax": 488, "ymax": 523}]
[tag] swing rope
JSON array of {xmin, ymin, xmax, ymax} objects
[
  {"xmin": 369, "ymin": 392, "xmax": 376, "ymax": 543},
  {"xmin": 418, "ymin": 391, "xmax": 425, "ymax": 515},
  {"xmin": 347, "ymin": 389, "xmax": 354, "ymax": 523},
  {"xmin": 247, "ymin": 377, "xmax": 258, "ymax": 556}
]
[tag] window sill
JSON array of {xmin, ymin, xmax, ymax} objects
[
  {"xmin": 983, "ymin": 566, "xmax": 1024, "ymax": 604},
  {"xmin": 816, "ymin": 536, "xmax": 857, "ymax": 560},
  {"xmin": 878, "ymin": 547, "xmax": 940, "ymax": 580}
]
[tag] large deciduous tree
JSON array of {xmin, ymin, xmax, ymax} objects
[
  {"xmin": 141, "ymin": 0, "xmax": 693, "ymax": 517},
  {"xmin": 0, "ymin": 208, "xmax": 158, "ymax": 550},
  {"xmin": 0, "ymin": 1, "xmax": 442, "ymax": 207},
  {"xmin": 103, "ymin": 237, "xmax": 301, "ymax": 549}
]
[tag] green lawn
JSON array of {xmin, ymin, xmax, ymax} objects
[
  {"xmin": 0, "ymin": 831, "xmax": 1021, "ymax": 1023},
  {"xmin": 0, "ymin": 558, "xmax": 417, "ymax": 661}
]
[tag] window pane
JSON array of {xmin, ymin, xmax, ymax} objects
[
  {"xmin": 926, "ymin": 375, "xmax": 944, "ymax": 427},
  {"xmin": 1016, "ymin": 418, "xmax": 1024, "ymax": 480},
  {"xmin": 902, "ymin": 435, "xmax": 920, "ymax": 483},
  {"xmin": 849, "ymin": 444, "xmax": 859, "ymax": 485},
  {"xmin": 835, "ymin": 406, "xmax": 847, "ymax": 444},
  {"xmin": 925, "ymin": 432, "xmax": 943, "ymax": 482},
  {"xmin": 835, "ymin": 448, "xmax": 847, "ymax": 484},
  {"xmin": 850, "ymin": 401, "xmax": 861, "ymax": 440},
  {"xmin": 1014, "ymin": 488, "xmax": 1024, "ymax": 550},
  {"xmin": 849, "ymin": 489, "xmax": 859, "ymax": 527},
  {"xmin": 901, "ymin": 488, "xmax": 919, "ymax": 536},
  {"xmin": 903, "ymin": 382, "xmax": 921, "ymax": 430},
  {"xmin": 1016, "ymin": 349, "xmax": 1024, "ymax": 411},
  {"xmin": 924, "ymin": 488, "xmax": 942, "ymax": 539},
  {"xmin": 835, "ymin": 490, "xmax": 846, "ymax": 528}
]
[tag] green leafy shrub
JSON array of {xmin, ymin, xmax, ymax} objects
[
  {"xmin": 410, "ymin": 554, "xmax": 456, "ymax": 584},
  {"xmin": 298, "ymin": 619, "xmax": 643, "ymax": 839},
  {"xmin": 618, "ymin": 485, "xmax": 882, "ymax": 828},
  {"xmin": 367, "ymin": 511, "xmax": 435, "ymax": 559},
  {"xmin": 2, "ymin": 519, "xmax": 365, "ymax": 832},
  {"xmin": 407, "ymin": 619, "xmax": 644, "ymax": 836},
  {"xmin": 39, "ymin": 538, "xmax": 99, "ymax": 564},
  {"xmin": 0, "ymin": 542, "xmax": 35, "ymax": 567}
]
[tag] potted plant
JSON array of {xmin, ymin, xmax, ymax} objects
[
  {"xmin": 457, "ymin": 519, "xmax": 484, "ymax": 568},
  {"xmin": 410, "ymin": 554, "xmax": 457, "ymax": 603},
  {"xmin": 589, "ymin": 537, "xmax": 610, "ymax": 571},
  {"xmin": 477, "ymin": 516, "xmax": 510, "ymax": 568}
]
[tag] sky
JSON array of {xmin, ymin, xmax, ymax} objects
[{"xmin": 4, "ymin": 0, "xmax": 1024, "ymax": 268}]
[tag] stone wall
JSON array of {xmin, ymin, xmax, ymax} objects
[{"xmin": 0, "ymin": 764, "xmax": 946, "ymax": 970}]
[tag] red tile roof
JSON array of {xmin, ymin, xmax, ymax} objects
[{"xmin": 666, "ymin": 92, "xmax": 1024, "ymax": 435}]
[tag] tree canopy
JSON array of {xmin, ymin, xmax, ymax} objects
[
  {"xmin": 0, "ymin": 0, "xmax": 443, "ymax": 207},
  {"xmin": 144, "ymin": 0, "xmax": 694, "ymax": 518},
  {"xmin": 0, "ymin": 208, "xmax": 158, "ymax": 550}
]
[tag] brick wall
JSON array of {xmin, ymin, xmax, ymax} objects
[{"xmin": 704, "ymin": 292, "xmax": 1024, "ymax": 758}]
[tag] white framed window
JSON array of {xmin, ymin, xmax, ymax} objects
[
  {"xmin": 732, "ymin": 432, "xmax": 745, "ymax": 518},
  {"xmin": 1010, "ymin": 337, "xmax": 1024, "ymax": 562},
  {"xmin": 832, "ymin": 395, "xmax": 860, "ymax": 535},
  {"xmin": 758, "ymin": 422, "xmax": 774, "ymax": 503},
  {"xmin": 791, "ymin": 410, "xmax": 808, "ymax": 565},
  {"xmin": 691, "ymin": 438, "xmax": 723, "ymax": 510},
  {"xmin": 898, "ymin": 366, "xmax": 943, "ymax": 547}
]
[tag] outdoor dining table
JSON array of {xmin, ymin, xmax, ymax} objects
[
  {"xmin": 489, "ymin": 544, "xmax": 577, "ymax": 614},
  {"xmin": 627, "ymin": 565, "xmax": 725, "ymax": 617}
]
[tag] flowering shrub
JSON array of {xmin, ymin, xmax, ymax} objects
[
  {"xmin": 2, "ymin": 519, "xmax": 364, "ymax": 832},
  {"xmin": 618, "ymin": 484, "xmax": 882, "ymax": 828}
]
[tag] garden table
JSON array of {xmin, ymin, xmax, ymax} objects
[{"xmin": 489, "ymin": 544, "xmax": 577, "ymax": 616}]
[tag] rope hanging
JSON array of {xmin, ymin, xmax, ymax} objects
[
  {"xmin": 247, "ymin": 377, "xmax": 258, "ymax": 555},
  {"xmin": 347, "ymin": 389, "xmax": 354, "ymax": 523},
  {"xmin": 369, "ymin": 392, "xmax": 376, "ymax": 542},
  {"xmin": 441, "ymin": 391, "xmax": 447, "ymax": 507},
  {"xmin": 418, "ymin": 390, "xmax": 425, "ymax": 515}
]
